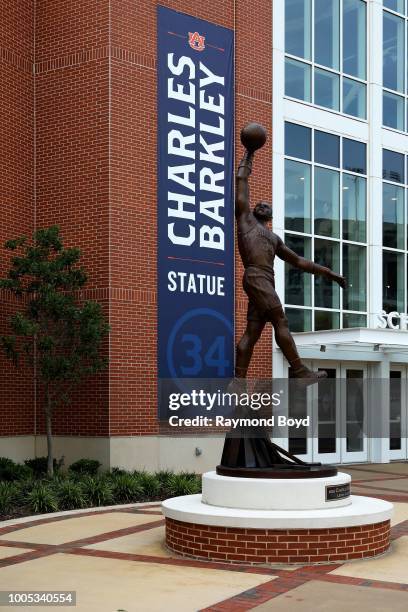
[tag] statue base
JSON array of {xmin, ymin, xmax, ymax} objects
[
  {"xmin": 162, "ymin": 471, "xmax": 393, "ymax": 565},
  {"xmin": 216, "ymin": 464, "xmax": 338, "ymax": 478},
  {"xmin": 218, "ymin": 431, "xmax": 337, "ymax": 478}
]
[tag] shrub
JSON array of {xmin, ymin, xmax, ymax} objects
[
  {"xmin": 26, "ymin": 483, "xmax": 59, "ymax": 514},
  {"xmin": 81, "ymin": 476, "xmax": 113, "ymax": 506},
  {"xmin": 167, "ymin": 473, "xmax": 201, "ymax": 497},
  {"xmin": 111, "ymin": 473, "xmax": 143, "ymax": 503},
  {"xmin": 0, "ymin": 457, "xmax": 15, "ymax": 471},
  {"xmin": 134, "ymin": 472, "xmax": 160, "ymax": 498},
  {"xmin": 0, "ymin": 482, "xmax": 18, "ymax": 514},
  {"xmin": 110, "ymin": 467, "xmax": 127, "ymax": 476},
  {"xmin": 0, "ymin": 457, "xmax": 32, "ymax": 482},
  {"xmin": 24, "ymin": 457, "xmax": 60, "ymax": 477},
  {"xmin": 13, "ymin": 477, "xmax": 36, "ymax": 509},
  {"xmin": 57, "ymin": 479, "xmax": 87, "ymax": 510},
  {"xmin": 69, "ymin": 459, "xmax": 101, "ymax": 476},
  {"xmin": 154, "ymin": 470, "xmax": 174, "ymax": 496}
]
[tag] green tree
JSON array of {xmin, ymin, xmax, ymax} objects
[{"xmin": 0, "ymin": 226, "xmax": 109, "ymax": 476}]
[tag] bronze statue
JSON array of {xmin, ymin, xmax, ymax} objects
[
  {"xmin": 235, "ymin": 123, "xmax": 346, "ymax": 382},
  {"xmin": 216, "ymin": 123, "xmax": 345, "ymax": 478}
]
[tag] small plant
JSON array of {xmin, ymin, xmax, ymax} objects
[
  {"xmin": 111, "ymin": 473, "xmax": 143, "ymax": 503},
  {"xmin": 0, "ymin": 458, "xmax": 32, "ymax": 482},
  {"xmin": 81, "ymin": 476, "xmax": 113, "ymax": 506},
  {"xmin": 167, "ymin": 473, "xmax": 201, "ymax": 497},
  {"xmin": 0, "ymin": 457, "xmax": 15, "ymax": 471},
  {"xmin": 0, "ymin": 482, "xmax": 18, "ymax": 514},
  {"xmin": 110, "ymin": 467, "xmax": 127, "ymax": 476},
  {"xmin": 154, "ymin": 470, "xmax": 174, "ymax": 496},
  {"xmin": 24, "ymin": 457, "xmax": 60, "ymax": 477},
  {"xmin": 15, "ymin": 477, "xmax": 36, "ymax": 501},
  {"xmin": 69, "ymin": 459, "xmax": 101, "ymax": 476},
  {"xmin": 134, "ymin": 472, "xmax": 160, "ymax": 498},
  {"xmin": 57, "ymin": 479, "xmax": 87, "ymax": 510},
  {"xmin": 26, "ymin": 483, "xmax": 59, "ymax": 514}
]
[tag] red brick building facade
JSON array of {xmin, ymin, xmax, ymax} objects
[{"xmin": 0, "ymin": 1, "xmax": 272, "ymax": 470}]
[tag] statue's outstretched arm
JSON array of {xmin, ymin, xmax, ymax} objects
[
  {"xmin": 277, "ymin": 241, "xmax": 347, "ymax": 289},
  {"xmin": 235, "ymin": 151, "xmax": 254, "ymax": 220}
]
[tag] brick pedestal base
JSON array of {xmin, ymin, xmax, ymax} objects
[{"xmin": 165, "ymin": 518, "xmax": 391, "ymax": 564}]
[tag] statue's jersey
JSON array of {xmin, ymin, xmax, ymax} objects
[
  {"xmin": 237, "ymin": 218, "xmax": 282, "ymax": 276},
  {"xmin": 237, "ymin": 216, "xmax": 284, "ymax": 321}
]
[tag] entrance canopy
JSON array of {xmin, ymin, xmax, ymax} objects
[{"xmin": 289, "ymin": 328, "xmax": 408, "ymax": 364}]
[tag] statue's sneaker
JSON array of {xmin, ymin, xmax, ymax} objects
[{"xmin": 289, "ymin": 365, "xmax": 328, "ymax": 386}]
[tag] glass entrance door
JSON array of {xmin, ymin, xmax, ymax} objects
[
  {"xmin": 340, "ymin": 365, "xmax": 368, "ymax": 463},
  {"xmin": 291, "ymin": 361, "xmax": 368, "ymax": 464},
  {"xmin": 389, "ymin": 368, "xmax": 408, "ymax": 460},
  {"xmin": 311, "ymin": 364, "xmax": 341, "ymax": 463}
]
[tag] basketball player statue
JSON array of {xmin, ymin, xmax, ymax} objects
[
  {"xmin": 235, "ymin": 123, "xmax": 346, "ymax": 383},
  {"xmin": 216, "ymin": 123, "xmax": 345, "ymax": 477}
]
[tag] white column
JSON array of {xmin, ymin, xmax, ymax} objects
[
  {"xmin": 368, "ymin": 0, "xmax": 384, "ymax": 325},
  {"xmin": 369, "ymin": 358, "xmax": 390, "ymax": 463},
  {"xmin": 367, "ymin": 1, "xmax": 390, "ymax": 464}
]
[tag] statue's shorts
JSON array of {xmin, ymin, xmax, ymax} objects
[{"xmin": 243, "ymin": 266, "xmax": 283, "ymax": 323}]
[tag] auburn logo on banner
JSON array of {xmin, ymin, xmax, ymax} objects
[{"xmin": 188, "ymin": 31, "xmax": 205, "ymax": 51}]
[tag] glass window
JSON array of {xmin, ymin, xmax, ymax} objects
[
  {"xmin": 285, "ymin": 160, "xmax": 311, "ymax": 232},
  {"xmin": 314, "ymin": 68, "xmax": 340, "ymax": 110},
  {"xmin": 285, "ymin": 234, "xmax": 312, "ymax": 306},
  {"xmin": 288, "ymin": 379, "xmax": 308, "ymax": 454},
  {"xmin": 314, "ymin": 167, "xmax": 340, "ymax": 237},
  {"xmin": 383, "ymin": 91, "xmax": 405, "ymax": 130},
  {"xmin": 314, "ymin": 239, "xmax": 340, "ymax": 309},
  {"xmin": 285, "ymin": 0, "xmax": 312, "ymax": 59},
  {"xmin": 285, "ymin": 122, "xmax": 311, "ymax": 160},
  {"xmin": 383, "ymin": 0, "xmax": 404, "ymax": 14},
  {"xmin": 315, "ymin": 310, "xmax": 340, "ymax": 331},
  {"xmin": 342, "ymin": 174, "xmax": 366, "ymax": 242},
  {"xmin": 314, "ymin": 0, "xmax": 340, "ymax": 70},
  {"xmin": 343, "ymin": 0, "xmax": 366, "ymax": 79},
  {"xmin": 318, "ymin": 369, "xmax": 337, "ymax": 454},
  {"xmin": 284, "ymin": 125, "xmax": 368, "ymax": 331},
  {"xmin": 314, "ymin": 131, "xmax": 340, "ymax": 167},
  {"xmin": 286, "ymin": 308, "xmax": 312, "ymax": 332},
  {"xmin": 390, "ymin": 370, "xmax": 402, "ymax": 451},
  {"xmin": 343, "ymin": 313, "xmax": 367, "ymax": 328},
  {"xmin": 343, "ymin": 78, "xmax": 366, "ymax": 119},
  {"xmin": 383, "ymin": 250, "xmax": 404, "ymax": 311},
  {"xmin": 346, "ymin": 370, "xmax": 364, "ymax": 452},
  {"xmin": 383, "ymin": 12, "xmax": 405, "ymax": 92},
  {"xmin": 285, "ymin": 58, "xmax": 312, "ymax": 102},
  {"xmin": 383, "ymin": 149, "xmax": 405, "ymax": 182},
  {"xmin": 343, "ymin": 244, "xmax": 366, "ymax": 311},
  {"xmin": 343, "ymin": 138, "xmax": 366, "ymax": 174},
  {"xmin": 383, "ymin": 183, "xmax": 405, "ymax": 249}
]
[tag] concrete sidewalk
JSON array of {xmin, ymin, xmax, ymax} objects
[{"xmin": 0, "ymin": 463, "xmax": 407, "ymax": 611}]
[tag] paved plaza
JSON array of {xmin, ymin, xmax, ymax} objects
[{"xmin": 0, "ymin": 463, "xmax": 407, "ymax": 611}]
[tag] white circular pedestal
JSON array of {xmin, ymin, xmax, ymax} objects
[
  {"xmin": 202, "ymin": 471, "xmax": 351, "ymax": 510},
  {"xmin": 162, "ymin": 471, "xmax": 393, "ymax": 565}
]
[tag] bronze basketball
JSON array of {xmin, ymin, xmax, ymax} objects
[{"xmin": 240, "ymin": 122, "xmax": 267, "ymax": 152}]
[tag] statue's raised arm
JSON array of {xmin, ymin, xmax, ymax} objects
[
  {"xmin": 235, "ymin": 124, "xmax": 267, "ymax": 230},
  {"xmin": 235, "ymin": 150, "xmax": 253, "ymax": 220}
]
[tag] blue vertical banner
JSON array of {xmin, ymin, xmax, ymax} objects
[{"xmin": 157, "ymin": 6, "xmax": 234, "ymax": 397}]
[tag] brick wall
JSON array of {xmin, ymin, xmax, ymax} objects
[
  {"xmin": 0, "ymin": 0, "xmax": 273, "ymax": 442},
  {"xmin": 108, "ymin": 0, "xmax": 273, "ymax": 436},
  {"xmin": 35, "ymin": 0, "xmax": 110, "ymax": 436},
  {"xmin": 166, "ymin": 518, "xmax": 391, "ymax": 564},
  {"xmin": 0, "ymin": 1, "xmax": 35, "ymax": 437}
]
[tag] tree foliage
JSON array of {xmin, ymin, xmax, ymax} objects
[{"xmin": 0, "ymin": 226, "xmax": 110, "ymax": 475}]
